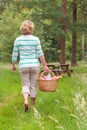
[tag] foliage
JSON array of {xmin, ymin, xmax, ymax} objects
[
  {"xmin": 0, "ymin": 3, "xmax": 34, "ymax": 62},
  {"xmin": 0, "ymin": 0, "xmax": 87, "ymax": 62}
]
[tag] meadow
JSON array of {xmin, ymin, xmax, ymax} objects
[{"xmin": 0, "ymin": 62, "xmax": 87, "ymax": 130}]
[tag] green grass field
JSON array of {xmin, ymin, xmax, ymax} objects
[{"xmin": 0, "ymin": 62, "xmax": 87, "ymax": 130}]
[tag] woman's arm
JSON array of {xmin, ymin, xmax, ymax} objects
[
  {"xmin": 40, "ymin": 55, "xmax": 49, "ymax": 72},
  {"xmin": 12, "ymin": 40, "xmax": 18, "ymax": 72}
]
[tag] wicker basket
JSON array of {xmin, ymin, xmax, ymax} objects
[{"xmin": 38, "ymin": 71, "xmax": 58, "ymax": 92}]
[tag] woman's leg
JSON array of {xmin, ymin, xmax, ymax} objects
[
  {"xmin": 30, "ymin": 67, "xmax": 40, "ymax": 108},
  {"xmin": 20, "ymin": 68, "xmax": 30, "ymax": 112},
  {"xmin": 30, "ymin": 97, "xmax": 36, "ymax": 108},
  {"xmin": 23, "ymin": 92, "xmax": 29, "ymax": 104},
  {"xmin": 23, "ymin": 92, "xmax": 29, "ymax": 112}
]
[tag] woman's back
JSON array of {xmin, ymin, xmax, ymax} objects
[{"xmin": 12, "ymin": 35, "xmax": 43, "ymax": 68}]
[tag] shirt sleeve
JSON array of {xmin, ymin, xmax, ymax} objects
[
  {"xmin": 12, "ymin": 40, "xmax": 18, "ymax": 62},
  {"xmin": 36, "ymin": 38, "xmax": 44, "ymax": 58}
]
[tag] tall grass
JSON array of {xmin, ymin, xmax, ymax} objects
[{"xmin": 0, "ymin": 62, "xmax": 87, "ymax": 130}]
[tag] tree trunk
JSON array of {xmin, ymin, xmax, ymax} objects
[
  {"xmin": 71, "ymin": 2, "xmax": 77, "ymax": 66},
  {"xmin": 82, "ymin": 32, "xmax": 85, "ymax": 60},
  {"xmin": 71, "ymin": 32, "xmax": 76, "ymax": 66},
  {"xmin": 60, "ymin": 0, "xmax": 66, "ymax": 64}
]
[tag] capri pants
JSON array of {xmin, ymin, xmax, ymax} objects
[{"xmin": 19, "ymin": 67, "xmax": 40, "ymax": 98}]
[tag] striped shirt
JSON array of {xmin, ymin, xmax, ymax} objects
[{"xmin": 12, "ymin": 35, "xmax": 44, "ymax": 68}]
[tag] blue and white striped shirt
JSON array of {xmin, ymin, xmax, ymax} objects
[{"xmin": 12, "ymin": 35, "xmax": 44, "ymax": 68}]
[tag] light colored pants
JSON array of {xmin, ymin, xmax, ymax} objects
[{"xmin": 19, "ymin": 67, "xmax": 40, "ymax": 98}]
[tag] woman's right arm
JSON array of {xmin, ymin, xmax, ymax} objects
[
  {"xmin": 40, "ymin": 55, "xmax": 49, "ymax": 72},
  {"xmin": 36, "ymin": 38, "xmax": 49, "ymax": 71}
]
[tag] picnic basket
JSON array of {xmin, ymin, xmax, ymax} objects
[{"xmin": 38, "ymin": 71, "xmax": 58, "ymax": 92}]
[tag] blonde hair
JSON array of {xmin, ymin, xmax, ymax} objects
[{"xmin": 20, "ymin": 20, "xmax": 34, "ymax": 35}]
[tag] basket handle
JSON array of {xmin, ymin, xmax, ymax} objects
[{"xmin": 40, "ymin": 70, "xmax": 55, "ymax": 78}]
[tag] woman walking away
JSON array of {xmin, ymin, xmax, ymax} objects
[{"xmin": 12, "ymin": 20, "xmax": 49, "ymax": 112}]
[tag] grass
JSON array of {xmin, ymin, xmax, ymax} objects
[{"xmin": 0, "ymin": 62, "xmax": 87, "ymax": 130}]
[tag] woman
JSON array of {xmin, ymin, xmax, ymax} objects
[{"xmin": 12, "ymin": 20, "xmax": 49, "ymax": 112}]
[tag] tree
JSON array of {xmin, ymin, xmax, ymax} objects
[
  {"xmin": 71, "ymin": 1, "xmax": 77, "ymax": 66},
  {"xmin": 79, "ymin": 0, "xmax": 87, "ymax": 60},
  {"xmin": 0, "ymin": 0, "xmax": 87, "ymax": 63},
  {"xmin": 29, "ymin": 0, "xmax": 63, "ymax": 62},
  {"xmin": 71, "ymin": 0, "xmax": 87, "ymax": 65},
  {"xmin": 60, "ymin": 0, "xmax": 66, "ymax": 64}
]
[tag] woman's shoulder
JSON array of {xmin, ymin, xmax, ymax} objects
[
  {"xmin": 30, "ymin": 35, "xmax": 39, "ymax": 40},
  {"xmin": 15, "ymin": 35, "xmax": 23, "ymax": 41},
  {"xmin": 15, "ymin": 35, "xmax": 40, "ymax": 42}
]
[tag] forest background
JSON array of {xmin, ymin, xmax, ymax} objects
[
  {"xmin": 0, "ymin": 1, "xmax": 87, "ymax": 130},
  {"xmin": 0, "ymin": 0, "xmax": 87, "ymax": 65}
]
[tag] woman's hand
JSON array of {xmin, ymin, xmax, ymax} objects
[
  {"xmin": 12, "ymin": 63, "xmax": 16, "ymax": 73},
  {"xmin": 43, "ymin": 65, "xmax": 49, "ymax": 72}
]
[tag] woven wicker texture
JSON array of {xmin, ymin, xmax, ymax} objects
[{"xmin": 38, "ymin": 71, "xmax": 58, "ymax": 92}]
